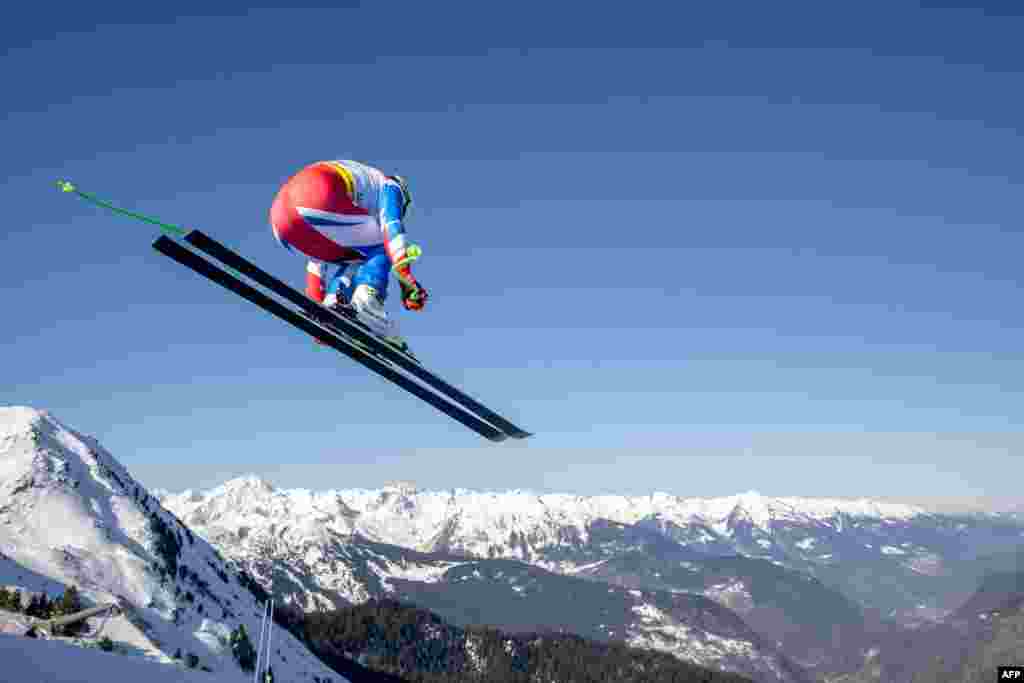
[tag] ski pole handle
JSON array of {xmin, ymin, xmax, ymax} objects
[{"xmin": 391, "ymin": 243, "xmax": 422, "ymax": 272}]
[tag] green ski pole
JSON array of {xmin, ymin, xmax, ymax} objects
[{"xmin": 56, "ymin": 180, "xmax": 189, "ymax": 239}]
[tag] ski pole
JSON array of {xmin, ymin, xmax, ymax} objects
[
  {"xmin": 56, "ymin": 180, "xmax": 188, "ymax": 238},
  {"xmin": 263, "ymin": 599, "xmax": 274, "ymax": 683},
  {"xmin": 254, "ymin": 600, "xmax": 268, "ymax": 683},
  {"xmin": 56, "ymin": 180, "xmax": 247, "ymax": 279}
]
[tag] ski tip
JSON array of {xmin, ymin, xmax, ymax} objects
[
  {"xmin": 56, "ymin": 180, "xmax": 76, "ymax": 193},
  {"xmin": 487, "ymin": 429, "xmax": 531, "ymax": 443},
  {"xmin": 486, "ymin": 429, "xmax": 531, "ymax": 442}
]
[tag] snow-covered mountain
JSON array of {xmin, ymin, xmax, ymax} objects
[
  {"xmin": 159, "ymin": 477, "xmax": 1023, "ymax": 613},
  {"xmin": 159, "ymin": 475, "xmax": 1024, "ymax": 681},
  {"xmin": 158, "ymin": 480, "xmax": 947, "ymax": 563},
  {"xmin": 157, "ymin": 479, "xmax": 808, "ymax": 680},
  {"xmin": 0, "ymin": 406, "xmax": 347, "ymax": 683},
  {"xmin": 160, "ymin": 479, "xmax": 927, "ymax": 568}
]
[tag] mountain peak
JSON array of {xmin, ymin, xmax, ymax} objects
[
  {"xmin": 726, "ymin": 490, "xmax": 772, "ymax": 527},
  {"xmin": 0, "ymin": 404, "xmax": 132, "ymax": 501},
  {"xmin": 383, "ymin": 480, "xmax": 419, "ymax": 495},
  {"xmin": 219, "ymin": 474, "xmax": 275, "ymax": 494},
  {"xmin": 0, "ymin": 408, "xmax": 346, "ymax": 683},
  {"xmin": 1, "ymin": 405, "xmax": 53, "ymax": 436}
]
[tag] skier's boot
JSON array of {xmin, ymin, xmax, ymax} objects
[
  {"xmin": 323, "ymin": 290, "xmax": 354, "ymax": 316},
  {"xmin": 322, "ymin": 272, "xmax": 355, "ymax": 315},
  {"xmin": 350, "ymin": 284, "xmax": 419, "ymax": 362},
  {"xmin": 314, "ymin": 288, "xmax": 352, "ymax": 341}
]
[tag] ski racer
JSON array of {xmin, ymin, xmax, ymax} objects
[{"xmin": 269, "ymin": 160, "xmax": 428, "ymax": 354}]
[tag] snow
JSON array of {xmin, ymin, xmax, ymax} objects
[
  {"xmin": 19, "ymin": 397, "xmax": 988, "ymax": 683},
  {"xmin": 704, "ymin": 580, "xmax": 755, "ymax": 612},
  {"xmin": 464, "ymin": 633, "xmax": 485, "ymax": 673},
  {"xmin": 161, "ymin": 476, "xmax": 930, "ymax": 575},
  {"xmin": 195, "ymin": 617, "xmax": 233, "ymax": 655},
  {"xmin": 905, "ymin": 554, "xmax": 944, "ymax": 576},
  {"xmin": 367, "ymin": 554, "xmax": 456, "ymax": 593},
  {"xmin": 626, "ymin": 602, "xmax": 789, "ymax": 683},
  {"xmin": 631, "ymin": 601, "xmax": 666, "ymax": 622},
  {"xmin": 563, "ymin": 559, "xmax": 608, "ymax": 574},
  {"xmin": 4, "ymin": 405, "xmax": 870, "ymax": 683},
  {"xmin": 153, "ymin": 465, "xmax": 959, "ymax": 678},
  {"xmin": 0, "ymin": 406, "xmax": 348, "ymax": 683},
  {"xmin": 696, "ymin": 530, "xmax": 718, "ymax": 544},
  {"xmin": 0, "ymin": 633, "xmax": 251, "ymax": 683}
]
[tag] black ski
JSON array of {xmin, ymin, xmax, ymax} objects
[
  {"xmin": 152, "ymin": 236, "xmax": 509, "ymax": 442},
  {"xmin": 181, "ymin": 229, "xmax": 532, "ymax": 439}
]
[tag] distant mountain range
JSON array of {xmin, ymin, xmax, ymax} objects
[{"xmin": 158, "ymin": 474, "xmax": 1024, "ymax": 681}]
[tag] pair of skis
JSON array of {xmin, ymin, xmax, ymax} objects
[{"xmin": 152, "ymin": 230, "xmax": 531, "ymax": 442}]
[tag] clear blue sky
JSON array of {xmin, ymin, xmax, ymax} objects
[{"xmin": 3, "ymin": 1, "xmax": 1023, "ymax": 502}]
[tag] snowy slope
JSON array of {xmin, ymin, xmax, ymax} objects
[
  {"xmin": 0, "ymin": 633, "xmax": 252, "ymax": 683},
  {"xmin": 0, "ymin": 406, "xmax": 347, "ymax": 683}
]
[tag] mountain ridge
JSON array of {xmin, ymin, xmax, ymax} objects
[
  {"xmin": 158, "ymin": 472, "xmax": 1024, "ymax": 682},
  {"xmin": 0, "ymin": 406, "xmax": 348, "ymax": 683}
]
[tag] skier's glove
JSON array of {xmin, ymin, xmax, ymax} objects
[
  {"xmin": 393, "ymin": 243, "xmax": 427, "ymax": 311},
  {"xmin": 401, "ymin": 279, "xmax": 428, "ymax": 311}
]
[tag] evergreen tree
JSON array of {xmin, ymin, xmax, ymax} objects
[
  {"xmin": 98, "ymin": 636, "xmax": 114, "ymax": 652},
  {"xmin": 173, "ymin": 647, "xmax": 182, "ymax": 660},
  {"xmin": 57, "ymin": 585, "xmax": 86, "ymax": 637},
  {"xmin": 186, "ymin": 652, "xmax": 199, "ymax": 669},
  {"xmin": 61, "ymin": 585, "xmax": 82, "ymax": 613},
  {"xmin": 25, "ymin": 594, "xmax": 42, "ymax": 618},
  {"xmin": 230, "ymin": 623, "xmax": 257, "ymax": 671},
  {"xmin": 43, "ymin": 594, "xmax": 55, "ymax": 619},
  {"xmin": 0, "ymin": 587, "xmax": 13, "ymax": 611}
]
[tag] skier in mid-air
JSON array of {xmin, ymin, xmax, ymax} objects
[
  {"xmin": 57, "ymin": 168, "xmax": 529, "ymax": 440},
  {"xmin": 269, "ymin": 160, "xmax": 428, "ymax": 354}
]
